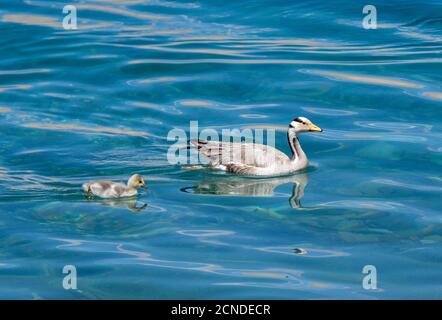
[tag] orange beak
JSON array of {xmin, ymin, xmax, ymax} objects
[{"xmin": 308, "ymin": 123, "xmax": 323, "ymax": 132}]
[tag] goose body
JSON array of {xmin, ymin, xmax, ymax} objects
[
  {"xmin": 190, "ymin": 117, "xmax": 322, "ymax": 177},
  {"xmin": 82, "ymin": 174, "xmax": 146, "ymax": 199}
]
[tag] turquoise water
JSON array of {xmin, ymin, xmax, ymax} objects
[{"xmin": 0, "ymin": 0, "xmax": 441, "ymax": 299}]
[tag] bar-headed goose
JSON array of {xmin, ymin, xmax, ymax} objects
[
  {"xmin": 190, "ymin": 116, "xmax": 322, "ymax": 176},
  {"xmin": 82, "ymin": 174, "xmax": 147, "ymax": 198}
]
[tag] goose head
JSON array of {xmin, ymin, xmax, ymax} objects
[
  {"xmin": 127, "ymin": 174, "xmax": 147, "ymax": 189},
  {"xmin": 289, "ymin": 116, "xmax": 322, "ymax": 133}
]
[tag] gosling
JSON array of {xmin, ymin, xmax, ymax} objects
[{"xmin": 82, "ymin": 174, "xmax": 147, "ymax": 199}]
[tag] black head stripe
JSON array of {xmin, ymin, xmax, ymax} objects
[{"xmin": 293, "ymin": 118, "xmax": 303, "ymax": 123}]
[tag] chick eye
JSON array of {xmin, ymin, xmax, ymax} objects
[{"xmin": 139, "ymin": 180, "xmax": 142, "ymax": 183}]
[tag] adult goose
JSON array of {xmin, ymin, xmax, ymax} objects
[{"xmin": 190, "ymin": 117, "xmax": 322, "ymax": 176}]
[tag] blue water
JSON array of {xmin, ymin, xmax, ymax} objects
[{"xmin": 0, "ymin": 0, "xmax": 441, "ymax": 299}]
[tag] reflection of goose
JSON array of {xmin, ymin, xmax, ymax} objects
[
  {"xmin": 190, "ymin": 117, "xmax": 322, "ymax": 176},
  {"xmin": 182, "ymin": 173, "xmax": 308, "ymax": 208}
]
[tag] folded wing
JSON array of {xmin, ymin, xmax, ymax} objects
[{"xmin": 190, "ymin": 139, "xmax": 289, "ymax": 168}]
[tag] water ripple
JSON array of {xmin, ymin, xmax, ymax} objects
[
  {"xmin": 21, "ymin": 122, "xmax": 149, "ymax": 138},
  {"xmin": 1, "ymin": 0, "xmax": 441, "ymax": 299}
]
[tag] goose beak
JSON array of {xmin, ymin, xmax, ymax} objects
[{"xmin": 308, "ymin": 123, "xmax": 323, "ymax": 132}]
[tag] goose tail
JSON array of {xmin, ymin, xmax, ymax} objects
[
  {"xmin": 188, "ymin": 139, "xmax": 208, "ymax": 149},
  {"xmin": 82, "ymin": 183, "xmax": 91, "ymax": 193}
]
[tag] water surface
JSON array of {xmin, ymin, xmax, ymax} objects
[{"xmin": 0, "ymin": 0, "xmax": 441, "ymax": 299}]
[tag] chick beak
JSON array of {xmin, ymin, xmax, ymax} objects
[
  {"xmin": 141, "ymin": 182, "xmax": 148, "ymax": 189},
  {"xmin": 308, "ymin": 123, "xmax": 323, "ymax": 132}
]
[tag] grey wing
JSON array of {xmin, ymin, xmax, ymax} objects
[
  {"xmin": 88, "ymin": 181, "xmax": 113, "ymax": 196},
  {"xmin": 190, "ymin": 139, "xmax": 289, "ymax": 167},
  {"xmin": 225, "ymin": 163, "xmax": 260, "ymax": 175},
  {"xmin": 111, "ymin": 184, "xmax": 127, "ymax": 197}
]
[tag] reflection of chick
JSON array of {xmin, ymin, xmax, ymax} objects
[
  {"xmin": 99, "ymin": 199, "xmax": 148, "ymax": 213},
  {"xmin": 183, "ymin": 173, "xmax": 308, "ymax": 208},
  {"xmin": 82, "ymin": 174, "xmax": 147, "ymax": 198}
]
